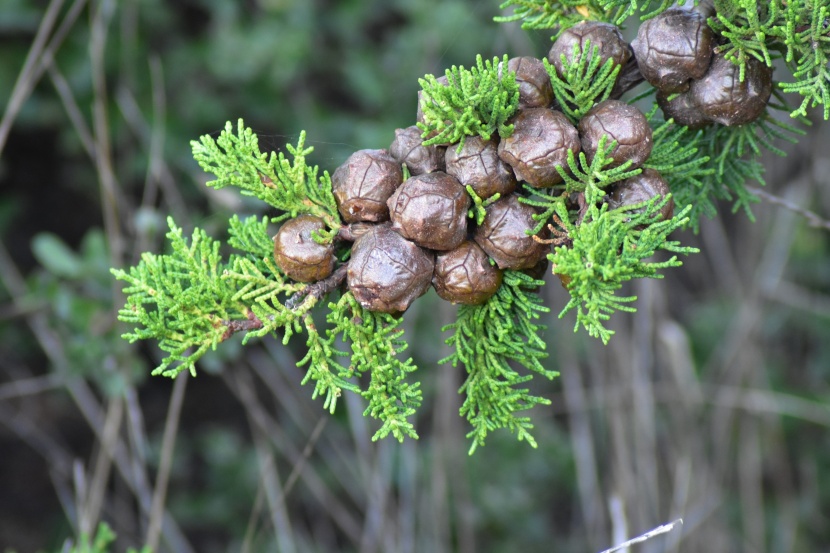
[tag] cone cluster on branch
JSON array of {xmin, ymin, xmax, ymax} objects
[{"xmin": 273, "ymin": 8, "xmax": 772, "ymax": 314}]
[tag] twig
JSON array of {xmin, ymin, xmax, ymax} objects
[
  {"xmin": 115, "ymin": 86, "xmax": 190, "ymax": 224},
  {"xmin": 146, "ymin": 372, "xmax": 189, "ymax": 552},
  {"xmin": 599, "ymin": 518, "xmax": 683, "ymax": 553},
  {"xmin": 140, "ymin": 55, "xmax": 168, "ymax": 213},
  {"xmin": 0, "ymin": 374, "xmax": 62, "ymax": 400},
  {"xmin": 286, "ymin": 264, "xmax": 349, "ymax": 309},
  {"xmin": 240, "ymin": 417, "xmax": 327, "ymax": 553},
  {"xmin": 282, "ymin": 416, "xmax": 328, "ymax": 500},
  {"xmin": 222, "ymin": 369, "xmax": 363, "ymax": 543},
  {"xmin": 0, "ymin": 0, "xmax": 65, "ymax": 155},
  {"xmin": 81, "ymin": 395, "xmax": 124, "ymax": 536},
  {"xmin": 747, "ymin": 186, "xmax": 830, "ymax": 231},
  {"xmin": 576, "ymin": 191, "xmax": 590, "ymax": 226},
  {"xmin": 222, "ymin": 310, "xmax": 264, "ymax": 341},
  {"xmin": 90, "ymin": 0, "xmax": 125, "ymax": 269},
  {"xmin": 0, "ymin": 0, "xmax": 88, "ymax": 156},
  {"xmin": 47, "ymin": 62, "xmax": 96, "ymax": 159}
]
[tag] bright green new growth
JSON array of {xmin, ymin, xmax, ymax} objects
[
  {"xmin": 466, "ymin": 185, "xmax": 501, "ymax": 225},
  {"xmin": 495, "ymin": 0, "xmax": 610, "ymax": 36},
  {"xmin": 111, "ymin": 218, "xmax": 251, "ymax": 377},
  {"xmin": 546, "ymin": 43, "xmax": 622, "ymax": 124},
  {"xmin": 417, "ymin": 54, "xmax": 519, "ymax": 151},
  {"xmin": 551, "ymin": 199, "xmax": 697, "ymax": 343},
  {"xmin": 191, "ymin": 120, "xmax": 341, "ymax": 235},
  {"xmin": 495, "ymin": 0, "xmax": 691, "ymax": 33},
  {"xmin": 326, "ymin": 293, "xmax": 422, "ymax": 442},
  {"xmin": 441, "ymin": 271, "xmax": 556, "ymax": 455},
  {"xmin": 114, "ymin": 125, "xmax": 425, "ymax": 441},
  {"xmin": 561, "ymin": 135, "xmax": 641, "ymax": 196}
]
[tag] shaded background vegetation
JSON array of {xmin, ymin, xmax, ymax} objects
[{"xmin": 1, "ymin": 1, "xmax": 829, "ymax": 552}]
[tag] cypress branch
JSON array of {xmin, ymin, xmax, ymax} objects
[
  {"xmin": 690, "ymin": 107, "xmax": 806, "ymax": 223},
  {"xmin": 779, "ymin": 0, "xmax": 830, "ymax": 119},
  {"xmin": 495, "ymin": 0, "xmax": 610, "ymax": 35},
  {"xmin": 191, "ymin": 120, "xmax": 341, "ymax": 234},
  {"xmin": 328, "ymin": 293, "xmax": 422, "ymax": 442},
  {"xmin": 417, "ymin": 55, "xmax": 520, "ymax": 151},
  {"xmin": 551, "ymin": 200, "xmax": 698, "ymax": 343},
  {"xmin": 441, "ymin": 271, "xmax": 556, "ymax": 454},
  {"xmin": 111, "ymin": 218, "xmax": 251, "ymax": 377},
  {"xmin": 112, "ymin": 0, "xmax": 830, "ymax": 447},
  {"xmin": 546, "ymin": 43, "xmax": 622, "ymax": 124}
]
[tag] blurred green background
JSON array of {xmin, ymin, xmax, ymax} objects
[{"xmin": 1, "ymin": 1, "xmax": 830, "ymax": 552}]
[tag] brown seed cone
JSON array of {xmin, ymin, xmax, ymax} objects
[
  {"xmin": 578, "ymin": 100, "xmax": 653, "ymax": 169},
  {"xmin": 473, "ymin": 194, "xmax": 551, "ymax": 270},
  {"xmin": 445, "ymin": 136, "xmax": 517, "ymax": 200},
  {"xmin": 689, "ymin": 53, "xmax": 773, "ymax": 126},
  {"xmin": 656, "ymin": 89, "xmax": 712, "ymax": 130},
  {"xmin": 389, "ymin": 125, "xmax": 446, "ymax": 176},
  {"xmin": 498, "ymin": 108, "xmax": 580, "ymax": 188},
  {"xmin": 387, "ymin": 172, "xmax": 470, "ymax": 251},
  {"xmin": 504, "ymin": 56, "xmax": 554, "ymax": 109},
  {"xmin": 548, "ymin": 21, "xmax": 631, "ymax": 78},
  {"xmin": 433, "ymin": 241, "xmax": 503, "ymax": 305},
  {"xmin": 607, "ymin": 168, "xmax": 674, "ymax": 221},
  {"xmin": 273, "ymin": 215, "xmax": 335, "ymax": 283},
  {"xmin": 331, "ymin": 149, "xmax": 403, "ymax": 223},
  {"xmin": 632, "ymin": 7, "xmax": 714, "ymax": 93},
  {"xmin": 347, "ymin": 225, "xmax": 434, "ymax": 314}
]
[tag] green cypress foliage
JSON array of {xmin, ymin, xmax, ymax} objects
[
  {"xmin": 779, "ymin": 0, "xmax": 830, "ymax": 119},
  {"xmin": 522, "ymin": 121, "xmax": 700, "ymax": 342},
  {"xmin": 466, "ymin": 185, "xmax": 502, "ymax": 225},
  {"xmin": 550, "ymin": 199, "xmax": 696, "ymax": 343},
  {"xmin": 546, "ymin": 43, "xmax": 622, "ymax": 123},
  {"xmin": 115, "ymin": 122, "xmax": 426, "ymax": 442},
  {"xmin": 112, "ymin": 219, "xmax": 250, "ymax": 378},
  {"xmin": 329, "ymin": 295, "xmax": 422, "ymax": 442},
  {"xmin": 496, "ymin": 0, "xmax": 689, "ymax": 31},
  {"xmin": 417, "ymin": 55, "xmax": 520, "ymax": 150},
  {"xmin": 642, "ymin": 111, "xmax": 714, "ymax": 231},
  {"xmin": 495, "ymin": 0, "xmax": 611, "ymax": 35},
  {"xmin": 710, "ymin": 0, "xmax": 830, "ymax": 120},
  {"xmin": 499, "ymin": 0, "xmax": 830, "ymax": 121},
  {"xmin": 191, "ymin": 120, "xmax": 341, "ymax": 235},
  {"xmin": 685, "ymin": 104, "xmax": 806, "ymax": 226},
  {"xmin": 441, "ymin": 271, "xmax": 556, "ymax": 454}
]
